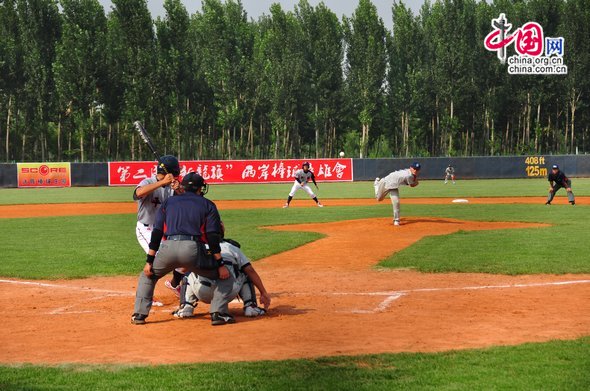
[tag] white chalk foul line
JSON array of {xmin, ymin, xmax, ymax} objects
[
  {"xmin": 48, "ymin": 294, "xmax": 122, "ymax": 315},
  {"xmin": 335, "ymin": 279, "xmax": 590, "ymax": 314},
  {"xmin": 349, "ymin": 293, "xmax": 405, "ymax": 314},
  {"xmin": 0, "ymin": 279, "xmax": 133, "ymax": 296},
  {"xmin": 331, "ymin": 279, "xmax": 590, "ymax": 297}
]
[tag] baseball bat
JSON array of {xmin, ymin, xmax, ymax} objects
[
  {"xmin": 134, "ymin": 121, "xmax": 159, "ymax": 160},
  {"xmin": 134, "ymin": 121, "xmax": 174, "ymax": 177}
]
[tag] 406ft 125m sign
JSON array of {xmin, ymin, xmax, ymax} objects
[{"xmin": 524, "ymin": 156, "xmax": 547, "ymax": 177}]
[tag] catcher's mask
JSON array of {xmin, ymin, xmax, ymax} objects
[{"xmin": 181, "ymin": 172, "xmax": 208, "ymax": 194}]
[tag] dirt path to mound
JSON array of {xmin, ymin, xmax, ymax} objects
[
  {"xmin": 1, "ymin": 196, "xmax": 588, "ymax": 218},
  {"xmin": 1, "ymin": 216, "xmax": 589, "ymax": 365}
]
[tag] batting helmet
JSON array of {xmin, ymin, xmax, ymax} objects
[
  {"xmin": 157, "ymin": 155, "xmax": 180, "ymax": 177},
  {"xmin": 181, "ymin": 172, "xmax": 208, "ymax": 194}
]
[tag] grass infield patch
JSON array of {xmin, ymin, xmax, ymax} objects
[
  {"xmin": 0, "ymin": 203, "xmax": 589, "ymax": 278},
  {"xmin": 1, "ymin": 178, "xmax": 589, "ymax": 204}
]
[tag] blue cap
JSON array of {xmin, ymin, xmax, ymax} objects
[
  {"xmin": 411, "ymin": 162, "xmax": 421, "ymax": 170},
  {"xmin": 551, "ymin": 164, "xmax": 559, "ymax": 169}
]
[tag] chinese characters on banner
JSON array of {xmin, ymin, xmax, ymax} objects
[
  {"xmin": 17, "ymin": 162, "xmax": 71, "ymax": 188},
  {"xmin": 108, "ymin": 159, "xmax": 353, "ymax": 186}
]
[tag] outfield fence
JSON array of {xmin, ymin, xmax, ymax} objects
[{"xmin": 0, "ymin": 155, "xmax": 589, "ymax": 188}]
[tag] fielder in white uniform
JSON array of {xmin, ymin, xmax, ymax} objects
[
  {"xmin": 444, "ymin": 165, "xmax": 456, "ymax": 184},
  {"xmin": 133, "ymin": 155, "xmax": 183, "ymax": 297},
  {"xmin": 283, "ymin": 162, "xmax": 323, "ymax": 208},
  {"xmin": 173, "ymin": 239, "xmax": 271, "ymax": 321},
  {"xmin": 374, "ymin": 162, "xmax": 421, "ymax": 226}
]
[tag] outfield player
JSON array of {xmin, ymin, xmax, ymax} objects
[
  {"xmin": 444, "ymin": 164, "xmax": 456, "ymax": 184},
  {"xmin": 133, "ymin": 155, "xmax": 184, "ymax": 298},
  {"xmin": 173, "ymin": 236, "xmax": 271, "ymax": 324},
  {"xmin": 283, "ymin": 162, "xmax": 323, "ymax": 208},
  {"xmin": 546, "ymin": 164, "xmax": 575, "ymax": 205},
  {"xmin": 374, "ymin": 162, "xmax": 421, "ymax": 226}
]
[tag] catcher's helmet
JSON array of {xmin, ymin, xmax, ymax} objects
[
  {"xmin": 302, "ymin": 161, "xmax": 310, "ymax": 168},
  {"xmin": 181, "ymin": 172, "xmax": 208, "ymax": 194},
  {"xmin": 157, "ymin": 155, "xmax": 180, "ymax": 177}
]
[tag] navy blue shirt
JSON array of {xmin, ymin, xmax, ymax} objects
[
  {"xmin": 548, "ymin": 170, "xmax": 569, "ymax": 187},
  {"xmin": 154, "ymin": 192, "xmax": 221, "ymax": 237}
]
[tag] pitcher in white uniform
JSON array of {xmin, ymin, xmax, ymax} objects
[
  {"xmin": 283, "ymin": 162, "xmax": 323, "ymax": 208},
  {"xmin": 374, "ymin": 162, "xmax": 421, "ymax": 226}
]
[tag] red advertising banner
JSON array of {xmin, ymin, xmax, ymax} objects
[
  {"xmin": 108, "ymin": 159, "xmax": 353, "ymax": 186},
  {"xmin": 17, "ymin": 162, "xmax": 71, "ymax": 188}
]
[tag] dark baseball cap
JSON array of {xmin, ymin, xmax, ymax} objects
[
  {"xmin": 410, "ymin": 162, "xmax": 421, "ymax": 170},
  {"xmin": 551, "ymin": 164, "xmax": 559, "ymax": 169}
]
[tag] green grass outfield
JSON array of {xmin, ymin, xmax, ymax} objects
[
  {"xmin": 1, "ymin": 180, "xmax": 589, "ymax": 389},
  {"xmin": 1, "ymin": 338, "xmax": 588, "ymax": 390},
  {"xmin": 1, "ymin": 178, "xmax": 589, "ymax": 204},
  {"xmin": 1, "ymin": 203, "xmax": 589, "ymax": 278}
]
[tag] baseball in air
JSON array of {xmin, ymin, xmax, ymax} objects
[{"xmin": 339, "ymin": 151, "xmax": 345, "ymax": 157}]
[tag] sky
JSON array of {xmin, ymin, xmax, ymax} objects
[{"xmin": 97, "ymin": 0, "xmax": 427, "ymax": 29}]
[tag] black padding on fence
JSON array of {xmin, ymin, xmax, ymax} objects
[
  {"xmin": 71, "ymin": 163, "xmax": 109, "ymax": 186},
  {"xmin": 0, "ymin": 164, "xmax": 17, "ymax": 187},
  {"xmin": 353, "ymin": 155, "xmax": 590, "ymax": 181}
]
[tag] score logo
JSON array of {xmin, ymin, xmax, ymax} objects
[{"xmin": 21, "ymin": 165, "xmax": 67, "ymax": 176}]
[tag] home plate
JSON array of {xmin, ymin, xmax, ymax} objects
[{"xmin": 452, "ymin": 199, "xmax": 469, "ymax": 203}]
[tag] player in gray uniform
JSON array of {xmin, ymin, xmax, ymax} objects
[
  {"xmin": 374, "ymin": 162, "xmax": 421, "ymax": 226},
  {"xmin": 283, "ymin": 162, "xmax": 323, "ymax": 208},
  {"xmin": 173, "ymin": 236, "xmax": 271, "ymax": 324},
  {"xmin": 444, "ymin": 164, "xmax": 455, "ymax": 184},
  {"xmin": 133, "ymin": 155, "xmax": 183, "ymax": 297}
]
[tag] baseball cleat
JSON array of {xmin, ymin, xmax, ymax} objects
[
  {"xmin": 244, "ymin": 305, "xmax": 267, "ymax": 317},
  {"xmin": 317, "ymin": 202, "xmax": 324, "ymax": 208},
  {"xmin": 570, "ymin": 201, "xmax": 575, "ymax": 206},
  {"xmin": 131, "ymin": 313, "xmax": 147, "ymax": 325},
  {"xmin": 211, "ymin": 312, "xmax": 236, "ymax": 326},
  {"xmin": 282, "ymin": 203, "xmax": 289, "ymax": 208},
  {"xmin": 173, "ymin": 303, "xmax": 196, "ymax": 318},
  {"xmin": 394, "ymin": 220, "xmax": 401, "ymax": 226},
  {"xmin": 545, "ymin": 202, "xmax": 551, "ymax": 205},
  {"xmin": 151, "ymin": 299, "xmax": 164, "ymax": 307},
  {"xmin": 165, "ymin": 280, "xmax": 181, "ymax": 298}
]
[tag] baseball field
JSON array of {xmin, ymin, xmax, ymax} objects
[{"xmin": 0, "ymin": 179, "xmax": 589, "ymax": 390}]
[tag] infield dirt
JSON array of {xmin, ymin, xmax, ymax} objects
[
  {"xmin": 0, "ymin": 196, "xmax": 588, "ymax": 218},
  {"xmin": 1, "ymin": 200, "xmax": 589, "ymax": 364}
]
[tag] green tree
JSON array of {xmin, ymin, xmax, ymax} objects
[
  {"xmin": 0, "ymin": 0, "xmax": 23, "ymax": 161},
  {"xmin": 16, "ymin": 0, "xmax": 61, "ymax": 161},
  {"xmin": 192, "ymin": 0, "xmax": 254, "ymax": 159},
  {"xmin": 296, "ymin": 0, "xmax": 344, "ymax": 158},
  {"xmin": 111, "ymin": 0, "xmax": 155, "ymax": 160},
  {"xmin": 258, "ymin": 4, "xmax": 309, "ymax": 158},
  {"xmin": 154, "ymin": 0, "xmax": 194, "ymax": 158},
  {"xmin": 53, "ymin": 0, "xmax": 107, "ymax": 162},
  {"xmin": 343, "ymin": 0, "xmax": 387, "ymax": 158}
]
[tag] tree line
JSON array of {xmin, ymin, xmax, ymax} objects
[{"xmin": 0, "ymin": 0, "xmax": 589, "ymax": 162}]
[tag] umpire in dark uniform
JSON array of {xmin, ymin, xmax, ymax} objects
[
  {"xmin": 546, "ymin": 164, "xmax": 575, "ymax": 205},
  {"xmin": 132, "ymin": 172, "xmax": 229, "ymax": 325}
]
